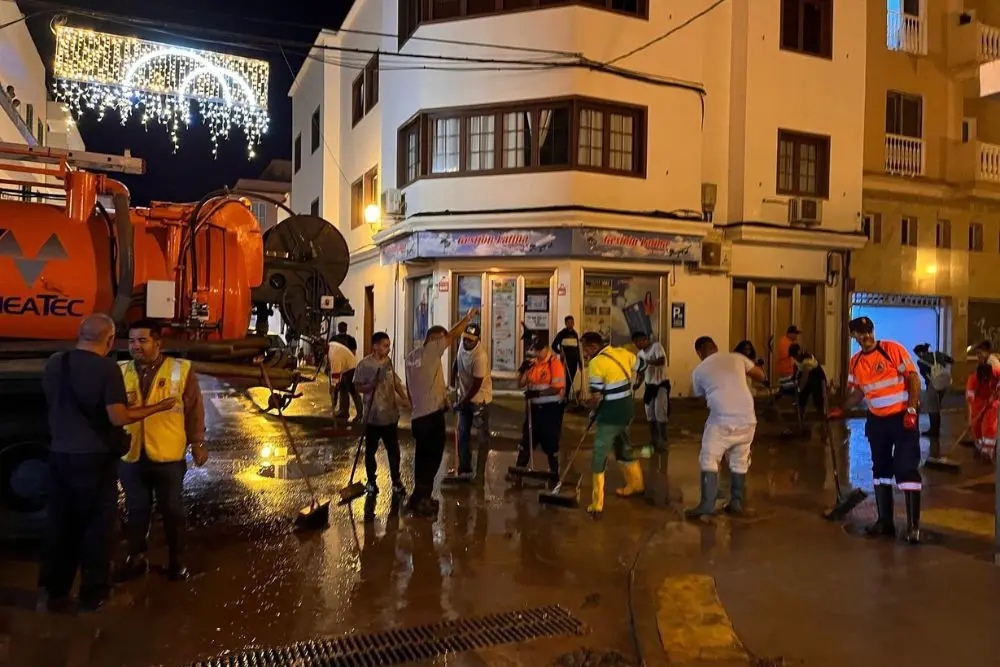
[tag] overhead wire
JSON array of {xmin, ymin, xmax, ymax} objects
[{"xmin": 605, "ymin": 0, "xmax": 729, "ymax": 65}]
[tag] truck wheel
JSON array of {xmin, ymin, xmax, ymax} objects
[{"xmin": 1, "ymin": 441, "xmax": 49, "ymax": 513}]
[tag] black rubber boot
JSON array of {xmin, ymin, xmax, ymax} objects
[
  {"xmin": 725, "ymin": 473, "xmax": 753, "ymax": 517},
  {"xmin": 922, "ymin": 413, "xmax": 941, "ymax": 437},
  {"xmin": 864, "ymin": 485, "xmax": 896, "ymax": 538},
  {"xmin": 546, "ymin": 454, "xmax": 560, "ymax": 477},
  {"xmin": 684, "ymin": 471, "xmax": 719, "ymax": 519},
  {"xmin": 903, "ymin": 490, "xmax": 921, "ymax": 544}
]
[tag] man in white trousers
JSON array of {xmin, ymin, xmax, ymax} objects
[{"xmin": 685, "ymin": 336, "xmax": 766, "ymax": 519}]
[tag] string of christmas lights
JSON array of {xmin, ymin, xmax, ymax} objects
[{"xmin": 52, "ymin": 25, "xmax": 270, "ymax": 157}]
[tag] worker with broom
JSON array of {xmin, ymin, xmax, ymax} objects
[
  {"xmin": 685, "ymin": 336, "xmax": 765, "ymax": 519},
  {"xmin": 632, "ymin": 331, "xmax": 669, "ymax": 453},
  {"xmin": 966, "ymin": 362, "xmax": 1000, "ymax": 462},
  {"xmin": 913, "ymin": 343, "xmax": 953, "ymax": 438},
  {"xmin": 579, "ymin": 332, "xmax": 646, "ymax": 517},
  {"xmin": 513, "ymin": 333, "xmax": 567, "ymax": 478},
  {"xmin": 829, "ymin": 316, "xmax": 923, "ymax": 543},
  {"xmin": 403, "ymin": 306, "xmax": 479, "ymax": 517},
  {"xmin": 354, "ymin": 332, "xmax": 410, "ymax": 496}
]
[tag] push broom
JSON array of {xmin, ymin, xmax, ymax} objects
[
  {"xmin": 538, "ymin": 414, "xmax": 596, "ymax": 508},
  {"xmin": 508, "ymin": 396, "xmax": 559, "ymax": 484},
  {"xmin": 338, "ymin": 369, "xmax": 380, "ymax": 504},
  {"xmin": 260, "ymin": 365, "xmax": 331, "ymax": 530},
  {"xmin": 442, "ymin": 410, "xmax": 473, "ymax": 484},
  {"xmin": 820, "ymin": 386, "xmax": 866, "ymax": 521},
  {"xmin": 922, "ymin": 397, "xmax": 997, "ymax": 473}
]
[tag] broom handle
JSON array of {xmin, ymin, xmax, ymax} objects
[
  {"xmin": 527, "ymin": 395, "xmax": 535, "ymax": 470},
  {"xmin": 260, "ymin": 365, "xmax": 320, "ymax": 506},
  {"xmin": 820, "ymin": 384, "xmax": 844, "ymax": 500},
  {"xmin": 347, "ymin": 367, "xmax": 380, "ymax": 485}
]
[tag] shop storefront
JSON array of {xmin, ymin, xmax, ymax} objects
[{"xmin": 378, "ymin": 226, "xmax": 720, "ymax": 394}]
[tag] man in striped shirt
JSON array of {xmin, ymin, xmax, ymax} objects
[
  {"xmin": 580, "ymin": 332, "xmax": 645, "ymax": 517},
  {"xmin": 830, "ymin": 316, "xmax": 923, "ymax": 543}
]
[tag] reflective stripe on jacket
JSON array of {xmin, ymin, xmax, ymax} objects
[
  {"xmin": 847, "ymin": 341, "xmax": 915, "ymax": 417},
  {"xmin": 120, "ymin": 357, "xmax": 191, "ymax": 463},
  {"xmin": 525, "ymin": 353, "xmax": 566, "ymax": 405}
]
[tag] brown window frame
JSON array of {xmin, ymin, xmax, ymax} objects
[
  {"xmin": 779, "ymin": 0, "xmax": 833, "ymax": 59},
  {"xmin": 970, "ymin": 222, "xmax": 984, "ymax": 252},
  {"xmin": 775, "ymin": 129, "xmax": 831, "ymax": 198},
  {"xmin": 351, "ymin": 73, "xmax": 365, "ymax": 127},
  {"xmin": 886, "ymin": 90, "xmax": 922, "ymax": 139},
  {"xmin": 311, "ymin": 105, "xmax": 321, "ymax": 154},
  {"xmin": 398, "ymin": 0, "xmax": 649, "ymax": 48},
  {"xmin": 350, "ymin": 178, "xmax": 364, "ymax": 229},
  {"xmin": 364, "ymin": 55, "xmax": 380, "ymax": 113},
  {"xmin": 293, "ymin": 133, "xmax": 302, "ymax": 173},
  {"xmin": 396, "ymin": 96, "xmax": 646, "ymax": 187},
  {"xmin": 901, "ymin": 216, "xmax": 918, "ymax": 247},
  {"xmin": 363, "ymin": 166, "xmax": 379, "ymax": 217}
]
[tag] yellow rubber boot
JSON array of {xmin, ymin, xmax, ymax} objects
[
  {"xmin": 587, "ymin": 472, "xmax": 605, "ymax": 515},
  {"xmin": 616, "ymin": 461, "xmax": 645, "ymax": 497}
]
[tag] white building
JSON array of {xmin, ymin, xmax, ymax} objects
[{"xmin": 291, "ymin": 0, "xmax": 867, "ymax": 394}]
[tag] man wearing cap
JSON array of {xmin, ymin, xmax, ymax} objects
[
  {"xmin": 514, "ymin": 333, "xmax": 566, "ymax": 477},
  {"xmin": 830, "ymin": 316, "xmax": 923, "ymax": 543},
  {"xmin": 453, "ymin": 322, "xmax": 492, "ymax": 481},
  {"xmin": 776, "ymin": 325, "xmax": 801, "ymax": 382}
]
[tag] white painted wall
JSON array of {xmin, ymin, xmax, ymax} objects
[
  {"xmin": 702, "ymin": 0, "xmax": 867, "ymax": 233},
  {"xmin": 289, "ymin": 51, "xmax": 327, "ymax": 217},
  {"xmin": 0, "ymin": 2, "xmax": 49, "ymax": 189}
]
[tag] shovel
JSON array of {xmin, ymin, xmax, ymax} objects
[{"xmin": 260, "ymin": 365, "xmax": 330, "ymax": 530}]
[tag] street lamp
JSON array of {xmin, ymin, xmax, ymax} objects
[{"xmin": 364, "ymin": 203, "xmax": 381, "ymax": 234}]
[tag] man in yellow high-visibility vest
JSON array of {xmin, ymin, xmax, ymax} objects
[{"xmin": 117, "ymin": 319, "xmax": 207, "ymax": 582}]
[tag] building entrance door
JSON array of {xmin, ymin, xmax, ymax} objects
[{"xmin": 483, "ymin": 273, "xmax": 554, "ymax": 389}]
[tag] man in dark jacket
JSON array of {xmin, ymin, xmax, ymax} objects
[
  {"xmin": 333, "ymin": 321, "xmax": 362, "ymax": 421},
  {"xmin": 913, "ymin": 343, "xmax": 953, "ymax": 437},
  {"xmin": 39, "ymin": 314, "xmax": 173, "ymax": 612},
  {"xmin": 552, "ymin": 316, "xmax": 581, "ymax": 403}
]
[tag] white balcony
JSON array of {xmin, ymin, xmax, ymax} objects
[
  {"xmin": 887, "ymin": 9, "xmax": 927, "ymax": 56},
  {"xmin": 884, "ymin": 134, "xmax": 925, "ymax": 177},
  {"xmin": 948, "ymin": 140, "xmax": 1000, "ymax": 185}
]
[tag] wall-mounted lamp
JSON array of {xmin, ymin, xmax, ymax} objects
[
  {"xmin": 701, "ymin": 183, "xmax": 717, "ymax": 222},
  {"xmin": 364, "ymin": 203, "xmax": 381, "ymax": 234}
]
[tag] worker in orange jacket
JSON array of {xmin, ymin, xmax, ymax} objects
[
  {"xmin": 829, "ymin": 316, "xmax": 923, "ymax": 543},
  {"xmin": 966, "ymin": 363, "xmax": 1000, "ymax": 462}
]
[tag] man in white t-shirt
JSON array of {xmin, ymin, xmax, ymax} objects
[
  {"xmin": 686, "ymin": 336, "xmax": 766, "ymax": 520},
  {"xmin": 328, "ymin": 339, "xmax": 358, "ymax": 421},
  {"xmin": 632, "ymin": 332, "xmax": 669, "ymax": 453},
  {"xmin": 453, "ymin": 323, "xmax": 492, "ymax": 481}
]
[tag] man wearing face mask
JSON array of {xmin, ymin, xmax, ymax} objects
[
  {"xmin": 39, "ymin": 315, "xmax": 175, "ymax": 612},
  {"xmin": 452, "ymin": 323, "xmax": 492, "ymax": 481},
  {"xmin": 829, "ymin": 316, "xmax": 923, "ymax": 543}
]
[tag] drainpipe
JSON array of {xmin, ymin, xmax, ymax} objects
[
  {"xmin": 839, "ymin": 250, "xmax": 852, "ymax": 399},
  {"xmin": 100, "ymin": 178, "xmax": 135, "ymax": 329}
]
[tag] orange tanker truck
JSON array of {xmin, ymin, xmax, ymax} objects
[{"xmin": 0, "ymin": 142, "xmax": 351, "ymax": 513}]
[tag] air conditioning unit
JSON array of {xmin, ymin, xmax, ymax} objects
[
  {"xmin": 789, "ymin": 197, "xmax": 822, "ymax": 226},
  {"xmin": 381, "ymin": 188, "xmax": 405, "ymax": 218},
  {"xmin": 698, "ymin": 239, "xmax": 732, "ymax": 273}
]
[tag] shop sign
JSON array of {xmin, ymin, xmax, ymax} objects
[
  {"xmin": 671, "ymin": 303, "xmax": 686, "ymax": 329},
  {"xmin": 379, "ymin": 235, "xmax": 419, "ymax": 265},
  {"xmin": 557, "ymin": 283, "xmax": 567, "ymax": 296},
  {"xmin": 573, "ymin": 229, "xmax": 700, "ymax": 263},
  {"xmin": 437, "ymin": 278, "xmax": 449, "ymax": 294},
  {"xmin": 415, "ymin": 229, "xmax": 573, "ymax": 257}
]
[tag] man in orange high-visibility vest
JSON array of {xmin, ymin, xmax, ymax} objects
[{"xmin": 829, "ymin": 316, "xmax": 924, "ymax": 543}]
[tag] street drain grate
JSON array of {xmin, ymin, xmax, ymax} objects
[{"xmin": 189, "ymin": 604, "xmax": 586, "ymax": 666}]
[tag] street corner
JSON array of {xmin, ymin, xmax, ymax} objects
[{"xmin": 655, "ymin": 574, "xmax": 750, "ymax": 665}]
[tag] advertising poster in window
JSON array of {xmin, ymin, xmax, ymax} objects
[
  {"xmin": 967, "ymin": 300, "xmax": 1000, "ymax": 353},
  {"xmin": 523, "ymin": 277, "xmax": 551, "ymax": 349},
  {"xmin": 491, "ymin": 278, "xmax": 517, "ymax": 372},
  {"xmin": 582, "ymin": 274, "xmax": 660, "ymax": 347},
  {"xmin": 457, "ymin": 275, "xmax": 483, "ymax": 326},
  {"xmin": 410, "ymin": 276, "xmax": 434, "ymax": 352}
]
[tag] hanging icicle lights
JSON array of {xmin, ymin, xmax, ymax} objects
[{"xmin": 52, "ymin": 25, "xmax": 270, "ymax": 157}]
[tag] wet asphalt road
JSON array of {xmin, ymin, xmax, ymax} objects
[{"xmin": 4, "ymin": 378, "xmax": 1000, "ymax": 666}]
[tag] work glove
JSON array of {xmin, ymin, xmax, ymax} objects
[
  {"xmin": 524, "ymin": 390, "xmax": 541, "ymax": 399},
  {"xmin": 903, "ymin": 408, "xmax": 918, "ymax": 431},
  {"xmin": 826, "ymin": 407, "xmax": 844, "ymax": 420}
]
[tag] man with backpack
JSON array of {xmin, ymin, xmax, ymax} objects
[{"xmin": 913, "ymin": 343, "xmax": 953, "ymax": 438}]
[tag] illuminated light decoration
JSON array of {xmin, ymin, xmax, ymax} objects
[{"xmin": 52, "ymin": 25, "xmax": 269, "ymax": 157}]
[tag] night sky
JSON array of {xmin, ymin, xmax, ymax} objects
[{"xmin": 22, "ymin": 0, "xmax": 354, "ymax": 205}]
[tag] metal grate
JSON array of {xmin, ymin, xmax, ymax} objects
[{"xmin": 188, "ymin": 604, "xmax": 586, "ymax": 666}]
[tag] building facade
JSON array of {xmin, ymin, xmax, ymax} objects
[
  {"xmin": 291, "ymin": 0, "xmax": 867, "ymax": 394},
  {"xmin": 855, "ymin": 0, "xmax": 1000, "ymax": 370}
]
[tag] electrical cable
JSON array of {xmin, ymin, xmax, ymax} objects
[
  {"xmin": 627, "ymin": 527, "xmax": 659, "ymax": 667},
  {"xmin": 606, "ymin": 0, "xmax": 729, "ymax": 65}
]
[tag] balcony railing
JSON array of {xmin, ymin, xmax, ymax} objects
[
  {"xmin": 977, "ymin": 141, "xmax": 1000, "ymax": 182},
  {"xmin": 981, "ymin": 23, "xmax": 1000, "ymax": 62},
  {"xmin": 0, "ymin": 92, "xmax": 36, "ymax": 145},
  {"xmin": 887, "ymin": 10, "xmax": 927, "ymax": 56},
  {"xmin": 884, "ymin": 134, "xmax": 925, "ymax": 177}
]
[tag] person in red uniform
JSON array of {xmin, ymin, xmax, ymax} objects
[
  {"xmin": 829, "ymin": 316, "xmax": 923, "ymax": 543},
  {"xmin": 966, "ymin": 363, "xmax": 1000, "ymax": 462}
]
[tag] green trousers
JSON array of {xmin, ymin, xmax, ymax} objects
[{"xmin": 591, "ymin": 422, "xmax": 636, "ymax": 473}]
